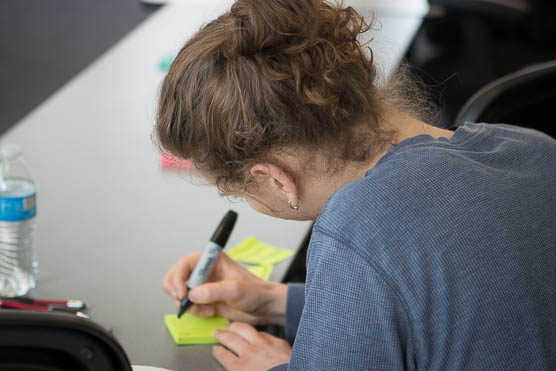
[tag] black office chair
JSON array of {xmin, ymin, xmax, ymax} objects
[
  {"xmin": 282, "ymin": 223, "xmax": 313, "ymax": 284},
  {"xmin": 454, "ymin": 59, "xmax": 556, "ymax": 138},
  {"xmin": 0, "ymin": 310, "xmax": 132, "ymax": 371},
  {"xmin": 407, "ymin": 0, "xmax": 556, "ymax": 127},
  {"xmin": 427, "ymin": 0, "xmax": 543, "ymax": 86},
  {"xmin": 428, "ymin": 0, "xmax": 536, "ymax": 22}
]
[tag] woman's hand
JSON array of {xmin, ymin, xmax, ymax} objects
[
  {"xmin": 162, "ymin": 252, "xmax": 287, "ymax": 325},
  {"xmin": 213, "ymin": 322, "xmax": 291, "ymax": 371}
]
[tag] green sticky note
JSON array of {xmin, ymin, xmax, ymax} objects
[
  {"xmin": 247, "ymin": 264, "xmax": 273, "ymax": 281},
  {"xmin": 159, "ymin": 54, "xmax": 176, "ymax": 71},
  {"xmin": 227, "ymin": 236, "xmax": 294, "ymax": 265},
  {"xmin": 164, "ymin": 313, "xmax": 229, "ymax": 345}
]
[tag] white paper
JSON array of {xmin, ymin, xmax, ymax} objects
[{"xmin": 132, "ymin": 366, "xmax": 175, "ymax": 371}]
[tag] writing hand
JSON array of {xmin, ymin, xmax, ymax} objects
[{"xmin": 162, "ymin": 252, "xmax": 287, "ymax": 325}]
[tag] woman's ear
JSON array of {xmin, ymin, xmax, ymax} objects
[
  {"xmin": 250, "ymin": 164, "xmax": 270, "ymax": 178},
  {"xmin": 250, "ymin": 163, "xmax": 300, "ymax": 206}
]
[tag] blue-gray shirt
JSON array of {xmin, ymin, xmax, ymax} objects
[{"xmin": 273, "ymin": 123, "xmax": 556, "ymax": 370}]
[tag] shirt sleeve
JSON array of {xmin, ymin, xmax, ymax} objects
[
  {"xmin": 288, "ymin": 229, "xmax": 415, "ymax": 371},
  {"xmin": 267, "ymin": 364, "xmax": 288, "ymax": 371},
  {"xmin": 285, "ymin": 283, "xmax": 305, "ymax": 343}
]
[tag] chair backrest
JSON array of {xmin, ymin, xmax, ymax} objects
[
  {"xmin": 0, "ymin": 310, "xmax": 133, "ymax": 371},
  {"xmin": 282, "ymin": 223, "xmax": 313, "ymax": 284},
  {"xmin": 454, "ymin": 59, "xmax": 556, "ymax": 138},
  {"xmin": 429, "ymin": 0, "xmax": 531, "ymax": 21}
]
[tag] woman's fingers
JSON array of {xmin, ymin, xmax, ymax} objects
[
  {"xmin": 163, "ymin": 252, "xmax": 284, "ymax": 325},
  {"xmin": 189, "ymin": 304, "xmax": 216, "ymax": 317},
  {"xmin": 163, "ymin": 253, "xmax": 239, "ymax": 302},
  {"xmin": 163, "ymin": 264, "xmax": 181, "ymax": 299},
  {"xmin": 213, "ymin": 328, "xmax": 250, "ymax": 356},
  {"xmin": 213, "ymin": 304, "xmax": 265, "ymax": 325},
  {"xmin": 171, "ymin": 253, "xmax": 201, "ymax": 298},
  {"xmin": 189, "ymin": 280, "xmax": 241, "ymax": 304},
  {"xmin": 224, "ymin": 322, "xmax": 261, "ymax": 344},
  {"xmin": 212, "ymin": 345, "xmax": 241, "ymax": 370},
  {"xmin": 162, "ymin": 253, "xmax": 203, "ymax": 300},
  {"xmin": 212, "ymin": 322, "xmax": 292, "ymax": 371}
]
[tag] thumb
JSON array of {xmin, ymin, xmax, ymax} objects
[{"xmin": 189, "ymin": 281, "xmax": 241, "ymax": 304}]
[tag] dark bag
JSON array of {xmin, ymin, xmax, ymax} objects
[{"xmin": 0, "ymin": 309, "xmax": 133, "ymax": 371}]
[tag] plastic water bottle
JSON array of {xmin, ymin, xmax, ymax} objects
[{"xmin": 0, "ymin": 144, "xmax": 38, "ymax": 297}]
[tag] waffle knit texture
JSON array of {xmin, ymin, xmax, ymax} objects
[{"xmin": 272, "ymin": 123, "xmax": 556, "ymax": 371}]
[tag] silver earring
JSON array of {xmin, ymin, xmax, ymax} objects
[{"xmin": 288, "ymin": 198, "xmax": 302, "ymax": 211}]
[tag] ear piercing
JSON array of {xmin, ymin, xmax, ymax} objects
[{"xmin": 288, "ymin": 198, "xmax": 302, "ymax": 211}]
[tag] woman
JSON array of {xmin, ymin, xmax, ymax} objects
[{"xmin": 157, "ymin": 0, "xmax": 556, "ymax": 370}]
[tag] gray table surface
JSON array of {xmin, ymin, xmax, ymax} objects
[{"xmin": 1, "ymin": 1, "xmax": 427, "ymax": 369}]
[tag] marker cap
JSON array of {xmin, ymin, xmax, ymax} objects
[{"xmin": 210, "ymin": 210, "xmax": 238, "ymax": 247}]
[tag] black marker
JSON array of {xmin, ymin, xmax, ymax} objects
[{"xmin": 177, "ymin": 210, "xmax": 238, "ymax": 318}]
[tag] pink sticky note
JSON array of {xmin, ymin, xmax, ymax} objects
[{"xmin": 159, "ymin": 153, "xmax": 195, "ymax": 169}]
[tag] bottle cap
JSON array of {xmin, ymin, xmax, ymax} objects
[{"xmin": 1, "ymin": 144, "xmax": 22, "ymax": 161}]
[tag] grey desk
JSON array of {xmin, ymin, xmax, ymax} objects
[{"xmin": 1, "ymin": 1, "xmax": 427, "ymax": 369}]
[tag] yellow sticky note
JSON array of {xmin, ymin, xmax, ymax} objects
[
  {"xmin": 228, "ymin": 236, "xmax": 294, "ymax": 265},
  {"xmin": 164, "ymin": 313, "xmax": 229, "ymax": 345},
  {"xmin": 247, "ymin": 264, "xmax": 273, "ymax": 281}
]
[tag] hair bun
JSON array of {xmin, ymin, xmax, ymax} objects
[
  {"xmin": 156, "ymin": 0, "xmax": 393, "ymax": 196},
  {"xmin": 230, "ymin": 0, "xmax": 322, "ymax": 54},
  {"xmin": 227, "ymin": 0, "xmax": 374, "ymax": 117}
]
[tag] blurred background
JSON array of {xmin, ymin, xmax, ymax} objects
[
  {"xmin": 0, "ymin": 1, "xmax": 161, "ymax": 135},
  {"xmin": 407, "ymin": 0, "xmax": 556, "ymax": 127},
  {"xmin": 1, "ymin": 0, "xmax": 555, "ymax": 134}
]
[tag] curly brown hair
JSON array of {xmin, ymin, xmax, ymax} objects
[{"xmin": 155, "ymin": 0, "xmax": 406, "ymax": 194}]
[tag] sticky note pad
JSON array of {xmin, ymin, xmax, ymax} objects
[
  {"xmin": 247, "ymin": 264, "xmax": 273, "ymax": 281},
  {"xmin": 228, "ymin": 236, "xmax": 294, "ymax": 266},
  {"xmin": 165, "ymin": 313, "xmax": 229, "ymax": 345},
  {"xmin": 159, "ymin": 153, "xmax": 195, "ymax": 169},
  {"xmin": 159, "ymin": 54, "xmax": 176, "ymax": 71}
]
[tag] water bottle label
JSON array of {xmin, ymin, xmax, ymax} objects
[{"xmin": 0, "ymin": 193, "xmax": 37, "ymax": 221}]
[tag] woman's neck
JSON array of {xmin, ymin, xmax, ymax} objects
[{"xmin": 303, "ymin": 112, "xmax": 454, "ymax": 220}]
